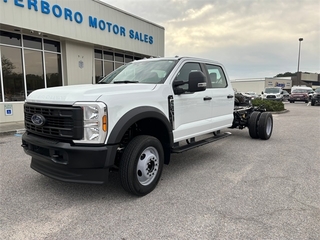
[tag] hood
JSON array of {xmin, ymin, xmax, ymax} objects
[{"xmin": 26, "ymin": 84, "xmax": 157, "ymax": 105}]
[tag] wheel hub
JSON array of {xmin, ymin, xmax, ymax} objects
[{"xmin": 137, "ymin": 147, "xmax": 159, "ymax": 186}]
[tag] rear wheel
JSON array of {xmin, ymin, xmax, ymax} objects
[
  {"xmin": 248, "ymin": 111, "xmax": 261, "ymax": 139},
  {"xmin": 120, "ymin": 135, "xmax": 164, "ymax": 196},
  {"xmin": 258, "ymin": 112, "xmax": 273, "ymax": 140}
]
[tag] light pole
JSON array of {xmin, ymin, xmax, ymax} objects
[{"xmin": 297, "ymin": 38, "xmax": 303, "ymax": 73}]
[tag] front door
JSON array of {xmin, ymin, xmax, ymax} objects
[{"xmin": 172, "ymin": 62, "xmax": 213, "ymax": 142}]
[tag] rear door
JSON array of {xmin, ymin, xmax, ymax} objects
[{"xmin": 204, "ymin": 63, "xmax": 234, "ymax": 129}]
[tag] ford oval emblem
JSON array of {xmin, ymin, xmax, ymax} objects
[{"xmin": 31, "ymin": 114, "xmax": 46, "ymax": 127}]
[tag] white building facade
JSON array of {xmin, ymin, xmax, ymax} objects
[
  {"xmin": 0, "ymin": 0, "xmax": 165, "ymax": 123},
  {"xmin": 231, "ymin": 77, "xmax": 292, "ymax": 94}
]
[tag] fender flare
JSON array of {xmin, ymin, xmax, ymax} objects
[{"xmin": 107, "ymin": 106, "xmax": 173, "ymax": 146}]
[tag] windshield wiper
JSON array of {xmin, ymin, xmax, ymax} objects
[{"xmin": 113, "ymin": 80, "xmax": 139, "ymax": 84}]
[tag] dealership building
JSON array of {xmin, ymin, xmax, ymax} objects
[{"xmin": 0, "ymin": 0, "xmax": 165, "ymax": 123}]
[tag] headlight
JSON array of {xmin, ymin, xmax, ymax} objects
[{"xmin": 73, "ymin": 102, "xmax": 108, "ymax": 144}]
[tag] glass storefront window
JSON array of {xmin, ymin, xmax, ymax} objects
[
  {"xmin": 44, "ymin": 39, "xmax": 61, "ymax": 52},
  {"xmin": 1, "ymin": 46, "xmax": 24, "ymax": 101},
  {"xmin": 24, "ymin": 49, "xmax": 44, "ymax": 93},
  {"xmin": 0, "ymin": 30, "xmax": 63, "ymax": 102},
  {"xmin": 94, "ymin": 49, "xmax": 102, "ymax": 59},
  {"xmin": 93, "ymin": 48, "xmax": 151, "ymax": 84},
  {"xmin": 0, "ymin": 31, "xmax": 21, "ymax": 46},
  {"xmin": 95, "ymin": 60, "xmax": 103, "ymax": 83},
  {"xmin": 115, "ymin": 62, "xmax": 123, "ymax": 70},
  {"xmin": 45, "ymin": 53, "xmax": 62, "ymax": 88},
  {"xmin": 125, "ymin": 55, "xmax": 133, "ymax": 63},
  {"xmin": 104, "ymin": 51, "xmax": 114, "ymax": 61},
  {"xmin": 23, "ymin": 35, "xmax": 42, "ymax": 50},
  {"xmin": 115, "ymin": 53, "xmax": 124, "ymax": 62},
  {"xmin": 104, "ymin": 61, "xmax": 113, "ymax": 76}
]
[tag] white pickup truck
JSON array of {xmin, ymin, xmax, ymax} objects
[{"xmin": 22, "ymin": 57, "xmax": 273, "ymax": 196}]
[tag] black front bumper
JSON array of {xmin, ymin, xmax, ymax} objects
[{"xmin": 22, "ymin": 132, "xmax": 118, "ymax": 184}]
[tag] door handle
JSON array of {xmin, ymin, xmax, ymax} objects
[
  {"xmin": 227, "ymin": 95, "xmax": 234, "ymax": 99},
  {"xmin": 203, "ymin": 97, "xmax": 212, "ymax": 101}
]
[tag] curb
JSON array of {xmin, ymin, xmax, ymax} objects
[
  {"xmin": 0, "ymin": 128, "xmax": 26, "ymax": 136},
  {"xmin": 271, "ymin": 109, "xmax": 290, "ymax": 114}
]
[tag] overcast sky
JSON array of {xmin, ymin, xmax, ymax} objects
[{"xmin": 102, "ymin": 0, "xmax": 319, "ymax": 79}]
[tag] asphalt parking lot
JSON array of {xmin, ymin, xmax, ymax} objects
[{"xmin": 1, "ymin": 102, "xmax": 319, "ymax": 240}]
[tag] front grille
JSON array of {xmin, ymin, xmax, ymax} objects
[
  {"xmin": 24, "ymin": 103, "xmax": 84, "ymax": 140},
  {"xmin": 266, "ymin": 95, "xmax": 276, "ymax": 99}
]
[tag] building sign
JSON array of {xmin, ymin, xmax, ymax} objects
[
  {"xmin": 3, "ymin": 0, "xmax": 154, "ymax": 44},
  {"xmin": 275, "ymin": 82, "xmax": 285, "ymax": 88}
]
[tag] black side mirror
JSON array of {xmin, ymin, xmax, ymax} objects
[
  {"xmin": 261, "ymin": 91, "xmax": 264, "ymax": 94},
  {"xmin": 173, "ymin": 80, "xmax": 185, "ymax": 95},
  {"xmin": 188, "ymin": 71, "xmax": 206, "ymax": 92}
]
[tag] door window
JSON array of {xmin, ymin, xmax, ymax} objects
[
  {"xmin": 205, "ymin": 64, "xmax": 227, "ymax": 88},
  {"xmin": 174, "ymin": 62, "xmax": 202, "ymax": 90}
]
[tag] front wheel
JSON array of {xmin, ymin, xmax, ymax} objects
[
  {"xmin": 311, "ymin": 100, "xmax": 315, "ymax": 106},
  {"xmin": 120, "ymin": 135, "xmax": 164, "ymax": 196}
]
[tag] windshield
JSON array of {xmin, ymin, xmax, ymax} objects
[
  {"xmin": 98, "ymin": 59, "xmax": 177, "ymax": 84},
  {"xmin": 292, "ymin": 89, "xmax": 308, "ymax": 93},
  {"xmin": 315, "ymin": 88, "xmax": 320, "ymax": 93},
  {"xmin": 265, "ymin": 88, "xmax": 281, "ymax": 93}
]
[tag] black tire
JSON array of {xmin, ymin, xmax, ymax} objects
[
  {"xmin": 311, "ymin": 100, "xmax": 315, "ymax": 106},
  {"xmin": 305, "ymin": 100, "xmax": 309, "ymax": 103},
  {"xmin": 258, "ymin": 112, "xmax": 273, "ymax": 140},
  {"xmin": 120, "ymin": 135, "xmax": 164, "ymax": 196},
  {"xmin": 248, "ymin": 111, "xmax": 261, "ymax": 139}
]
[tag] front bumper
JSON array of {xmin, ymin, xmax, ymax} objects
[
  {"xmin": 263, "ymin": 97, "xmax": 283, "ymax": 101},
  {"xmin": 290, "ymin": 95, "xmax": 309, "ymax": 101},
  {"xmin": 22, "ymin": 132, "xmax": 118, "ymax": 184},
  {"xmin": 311, "ymin": 95, "xmax": 320, "ymax": 104}
]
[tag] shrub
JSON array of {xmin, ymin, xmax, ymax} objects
[{"xmin": 251, "ymin": 99, "xmax": 285, "ymax": 112}]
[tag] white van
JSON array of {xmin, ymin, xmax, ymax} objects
[{"xmin": 262, "ymin": 87, "xmax": 283, "ymax": 101}]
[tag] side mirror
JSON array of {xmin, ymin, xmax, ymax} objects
[
  {"xmin": 188, "ymin": 71, "xmax": 207, "ymax": 92},
  {"xmin": 261, "ymin": 91, "xmax": 264, "ymax": 94},
  {"xmin": 173, "ymin": 80, "xmax": 186, "ymax": 95}
]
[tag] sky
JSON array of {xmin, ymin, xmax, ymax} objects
[{"xmin": 101, "ymin": 0, "xmax": 320, "ymax": 79}]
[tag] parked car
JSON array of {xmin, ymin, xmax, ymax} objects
[
  {"xmin": 282, "ymin": 90, "xmax": 290, "ymax": 101},
  {"xmin": 308, "ymin": 90, "xmax": 315, "ymax": 100},
  {"xmin": 244, "ymin": 92, "xmax": 260, "ymax": 99},
  {"xmin": 311, "ymin": 88, "xmax": 320, "ymax": 106},
  {"xmin": 289, "ymin": 89, "xmax": 309, "ymax": 103}
]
